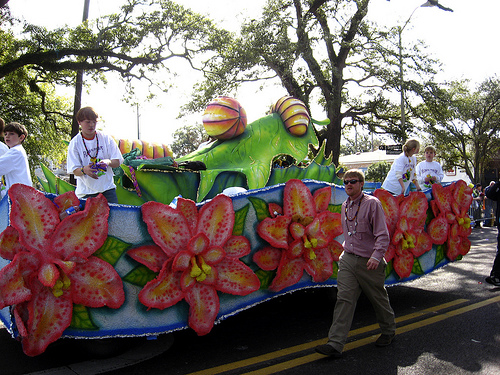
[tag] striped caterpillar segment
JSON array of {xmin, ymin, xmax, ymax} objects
[{"xmin": 271, "ymin": 96, "xmax": 310, "ymax": 136}]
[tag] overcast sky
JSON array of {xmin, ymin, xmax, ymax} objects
[{"xmin": 7, "ymin": 0, "xmax": 500, "ymax": 145}]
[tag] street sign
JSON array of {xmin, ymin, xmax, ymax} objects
[{"xmin": 379, "ymin": 144, "xmax": 403, "ymax": 155}]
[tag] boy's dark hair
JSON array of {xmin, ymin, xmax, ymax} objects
[
  {"xmin": 76, "ymin": 107, "xmax": 98, "ymax": 122},
  {"xmin": 4, "ymin": 122, "xmax": 28, "ymax": 142}
]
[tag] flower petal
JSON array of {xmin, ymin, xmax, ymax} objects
[
  {"xmin": 303, "ymin": 247, "xmax": 333, "ymax": 282},
  {"xmin": 283, "ymin": 179, "xmax": 316, "ymax": 218},
  {"xmin": 185, "ymin": 283, "xmax": 219, "ymax": 336},
  {"xmin": 224, "ymin": 235, "xmax": 251, "ymax": 258},
  {"xmin": 21, "ymin": 281, "xmax": 73, "ymax": 357},
  {"xmin": 253, "ymin": 246, "xmax": 282, "ymax": 271},
  {"xmin": 432, "ymin": 183, "xmax": 453, "ymax": 214},
  {"xmin": 176, "ymin": 198, "xmax": 198, "ymax": 234},
  {"xmin": 453, "ymin": 180, "xmax": 473, "ymax": 210},
  {"xmin": 393, "ymin": 249, "xmax": 414, "ymax": 279},
  {"xmin": 313, "ymin": 186, "xmax": 332, "ymax": 212},
  {"xmin": 410, "ymin": 230, "xmax": 433, "ymax": 257},
  {"xmin": 373, "ymin": 189, "xmax": 400, "ymax": 236},
  {"xmin": 51, "ymin": 194, "xmax": 109, "ymax": 260},
  {"xmin": 269, "ymin": 256, "xmax": 304, "ymax": 292},
  {"xmin": 196, "ymin": 194, "xmax": 234, "ymax": 247},
  {"xmin": 127, "ymin": 244, "xmax": 170, "ymax": 272},
  {"xmin": 70, "ymin": 256, "xmax": 124, "ymax": 309},
  {"xmin": 139, "ymin": 262, "xmax": 184, "ymax": 309},
  {"xmin": 384, "ymin": 244, "xmax": 396, "ymax": 262},
  {"xmin": 427, "ymin": 215, "xmax": 449, "ymax": 244},
  {"xmin": 0, "ymin": 252, "xmax": 38, "ymax": 308},
  {"xmin": 9, "ymin": 184, "xmax": 59, "ymax": 253},
  {"xmin": 257, "ymin": 216, "xmax": 291, "ymax": 249},
  {"xmin": 0, "ymin": 226, "xmax": 24, "ymax": 260},
  {"xmin": 314, "ymin": 211, "xmax": 342, "ymax": 241},
  {"xmin": 400, "ymin": 192, "xmax": 428, "ymax": 225},
  {"xmin": 327, "ymin": 240, "xmax": 344, "ymax": 262},
  {"xmin": 215, "ymin": 258, "xmax": 260, "ymax": 295},
  {"xmin": 142, "ymin": 201, "xmax": 191, "ymax": 257},
  {"xmin": 53, "ymin": 191, "xmax": 80, "ymax": 215}
]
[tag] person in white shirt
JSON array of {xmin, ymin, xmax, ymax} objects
[
  {"xmin": 416, "ymin": 145, "xmax": 444, "ymax": 190},
  {"xmin": 0, "ymin": 122, "xmax": 32, "ymax": 199},
  {"xmin": 0, "ymin": 118, "xmax": 9, "ymax": 197},
  {"xmin": 67, "ymin": 107, "xmax": 123, "ymax": 203},
  {"xmin": 382, "ymin": 139, "xmax": 422, "ymax": 195}
]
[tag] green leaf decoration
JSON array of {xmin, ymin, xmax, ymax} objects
[
  {"xmin": 435, "ymin": 244, "xmax": 446, "ymax": 266},
  {"xmin": 331, "ymin": 261, "xmax": 339, "ymax": 279},
  {"xmin": 115, "ymin": 184, "xmax": 146, "ymax": 206},
  {"xmin": 38, "ymin": 163, "xmax": 75, "ymax": 195},
  {"xmin": 425, "ymin": 206, "xmax": 435, "ymax": 226},
  {"xmin": 328, "ymin": 204, "xmax": 342, "ymax": 214},
  {"xmin": 70, "ymin": 304, "xmax": 99, "ymax": 330},
  {"xmin": 94, "ymin": 236, "xmax": 131, "ymax": 266},
  {"xmin": 176, "ymin": 113, "xmax": 319, "ymax": 201},
  {"xmin": 123, "ymin": 265, "xmax": 158, "ymax": 287},
  {"xmin": 124, "ymin": 166, "xmax": 200, "ymax": 205},
  {"xmin": 204, "ymin": 171, "xmax": 248, "ymax": 200},
  {"xmin": 248, "ymin": 196, "xmax": 272, "ymax": 222},
  {"xmin": 385, "ymin": 260, "xmax": 394, "ymax": 279},
  {"xmin": 233, "ymin": 204, "xmax": 250, "ymax": 236},
  {"xmin": 256, "ymin": 269, "xmax": 275, "ymax": 290},
  {"xmin": 411, "ymin": 257, "xmax": 424, "ymax": 275}
]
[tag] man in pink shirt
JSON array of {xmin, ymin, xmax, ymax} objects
[{"xmin": 315, "ymin": 169, "xmax": 396, "ymax": 358}]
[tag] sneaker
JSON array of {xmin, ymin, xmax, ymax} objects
[
  {"xmin": 314, "ymin": 344, "xmax": 343, "ymax": 358},
  {"xmin": 485, "ymin": 276, "xmax": 500, "ymax": 286},
  {"xmin": 375, "ymin": 333, "xmax": 395, "ymax": 347}
]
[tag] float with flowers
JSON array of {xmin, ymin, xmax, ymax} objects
[{"xmin": 0, "ymin": 96, "xmax": 473, "ymax": 356}]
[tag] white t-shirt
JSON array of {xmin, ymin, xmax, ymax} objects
[
  {"xmin": 416, "ymin": 160, "xmax": 444, "ymax": 189},
  {"xmin": 0, "ymin": 144, "xmax": 32, "ymax": 198},
  {"xmin": 382, "ymin": 152, "xmax": 417, "ymax": 195},
  {"xmin": 0, "ymin": 142, "xmax": 8, "ymax": 155},
  {"xmin": 67, "ymin": 131, "xmax": 123, "ymax": 198}
]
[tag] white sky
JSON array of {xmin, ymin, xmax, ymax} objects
[{"xmin": 7, "ymin": 0, "xmax": 500, "ymax": 146}]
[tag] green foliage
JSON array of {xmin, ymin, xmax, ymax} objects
[
  {"xmin": 417, "ymin": 77, "xmax": 500, "ymax": 183},
  {"xmin": 1, "ymin": 1, "xmax": 228, "ymax": 169},
  {"xmin": 170, "ymin": 123, "xmax": 208, "ymax": 158},
  {"xmin": 183, "ymin": 0, "xmax": 440, "ymax": 163},
  {"xmin": 365, "ymin": 161, "xmax": 391, "ymax": 182}
]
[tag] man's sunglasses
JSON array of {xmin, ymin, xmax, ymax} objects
[{"xmin": 343, "ymin": 179, "xmax": 359, "ymax": 185}]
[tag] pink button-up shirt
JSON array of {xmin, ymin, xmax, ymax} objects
[{"xmin": 341, "ymin": 193, "xmax": 390, "ymax": 261}]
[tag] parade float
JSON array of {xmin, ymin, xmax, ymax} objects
[{"xmin": 0, "ymin": 96, "xmax": 473, "ymax": 356}]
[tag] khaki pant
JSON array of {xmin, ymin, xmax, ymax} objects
[{"xmin": 327, "ymin": 252, "xmax": 396, "ymax": 352}]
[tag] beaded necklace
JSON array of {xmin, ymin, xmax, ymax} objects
[
  {"xmin": 81, "ymin": 132, "xmax": 99, "ymax": 163},
  {"xmin": 345, "ymin": 193, "xmax": 364, "ymax": 236}
]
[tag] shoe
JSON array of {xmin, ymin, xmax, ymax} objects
[
  {"xmin": 485, "ymin": 276, "xmax": 500, "ymax": 286},
  {"xmin": 375, "ymin": 333, "xmax": 395, "ymax": 347},
  {"xmin": 314, "ymin": 344, "xmax": 343, "ymax": 358}
]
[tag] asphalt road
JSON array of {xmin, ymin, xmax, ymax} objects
[{"xmin": 2, "ymin": 227, "xmax": 500, "ymax": 375}]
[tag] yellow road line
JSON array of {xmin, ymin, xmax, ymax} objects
[
  {"xmin": 185, "ymin": 298, "xmax": 469, "ymax": 375},
  {"xmin": 241, "ymin": 295, "xmax": 500, "ymax": 375}
]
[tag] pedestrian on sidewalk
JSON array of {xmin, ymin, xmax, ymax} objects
[
  {"xmin": 484, "ymin": 181, "xmax": 500, "ymax": 286},
  {"xmin": 315, "ymin": 169, "xmax": 396, "ymax": 358}
]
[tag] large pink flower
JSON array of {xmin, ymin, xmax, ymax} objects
[
  {"xmin": 128, "ymin": 194, "xmax": 260, "ymax": 336},
  {"xmin": 374, "ymin": 189, "xmax": 431, "ymax": 279},
  {"xmin": 0, "ymin": 185, "xmax": 124, "ymax": 356},
  {"xmin": 427, "ymin": 180, "xmax": 473, "ymax": 260},
  {"xmin": 253, "ymin": 179, "xmax": 342, "ymax": 292}
]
